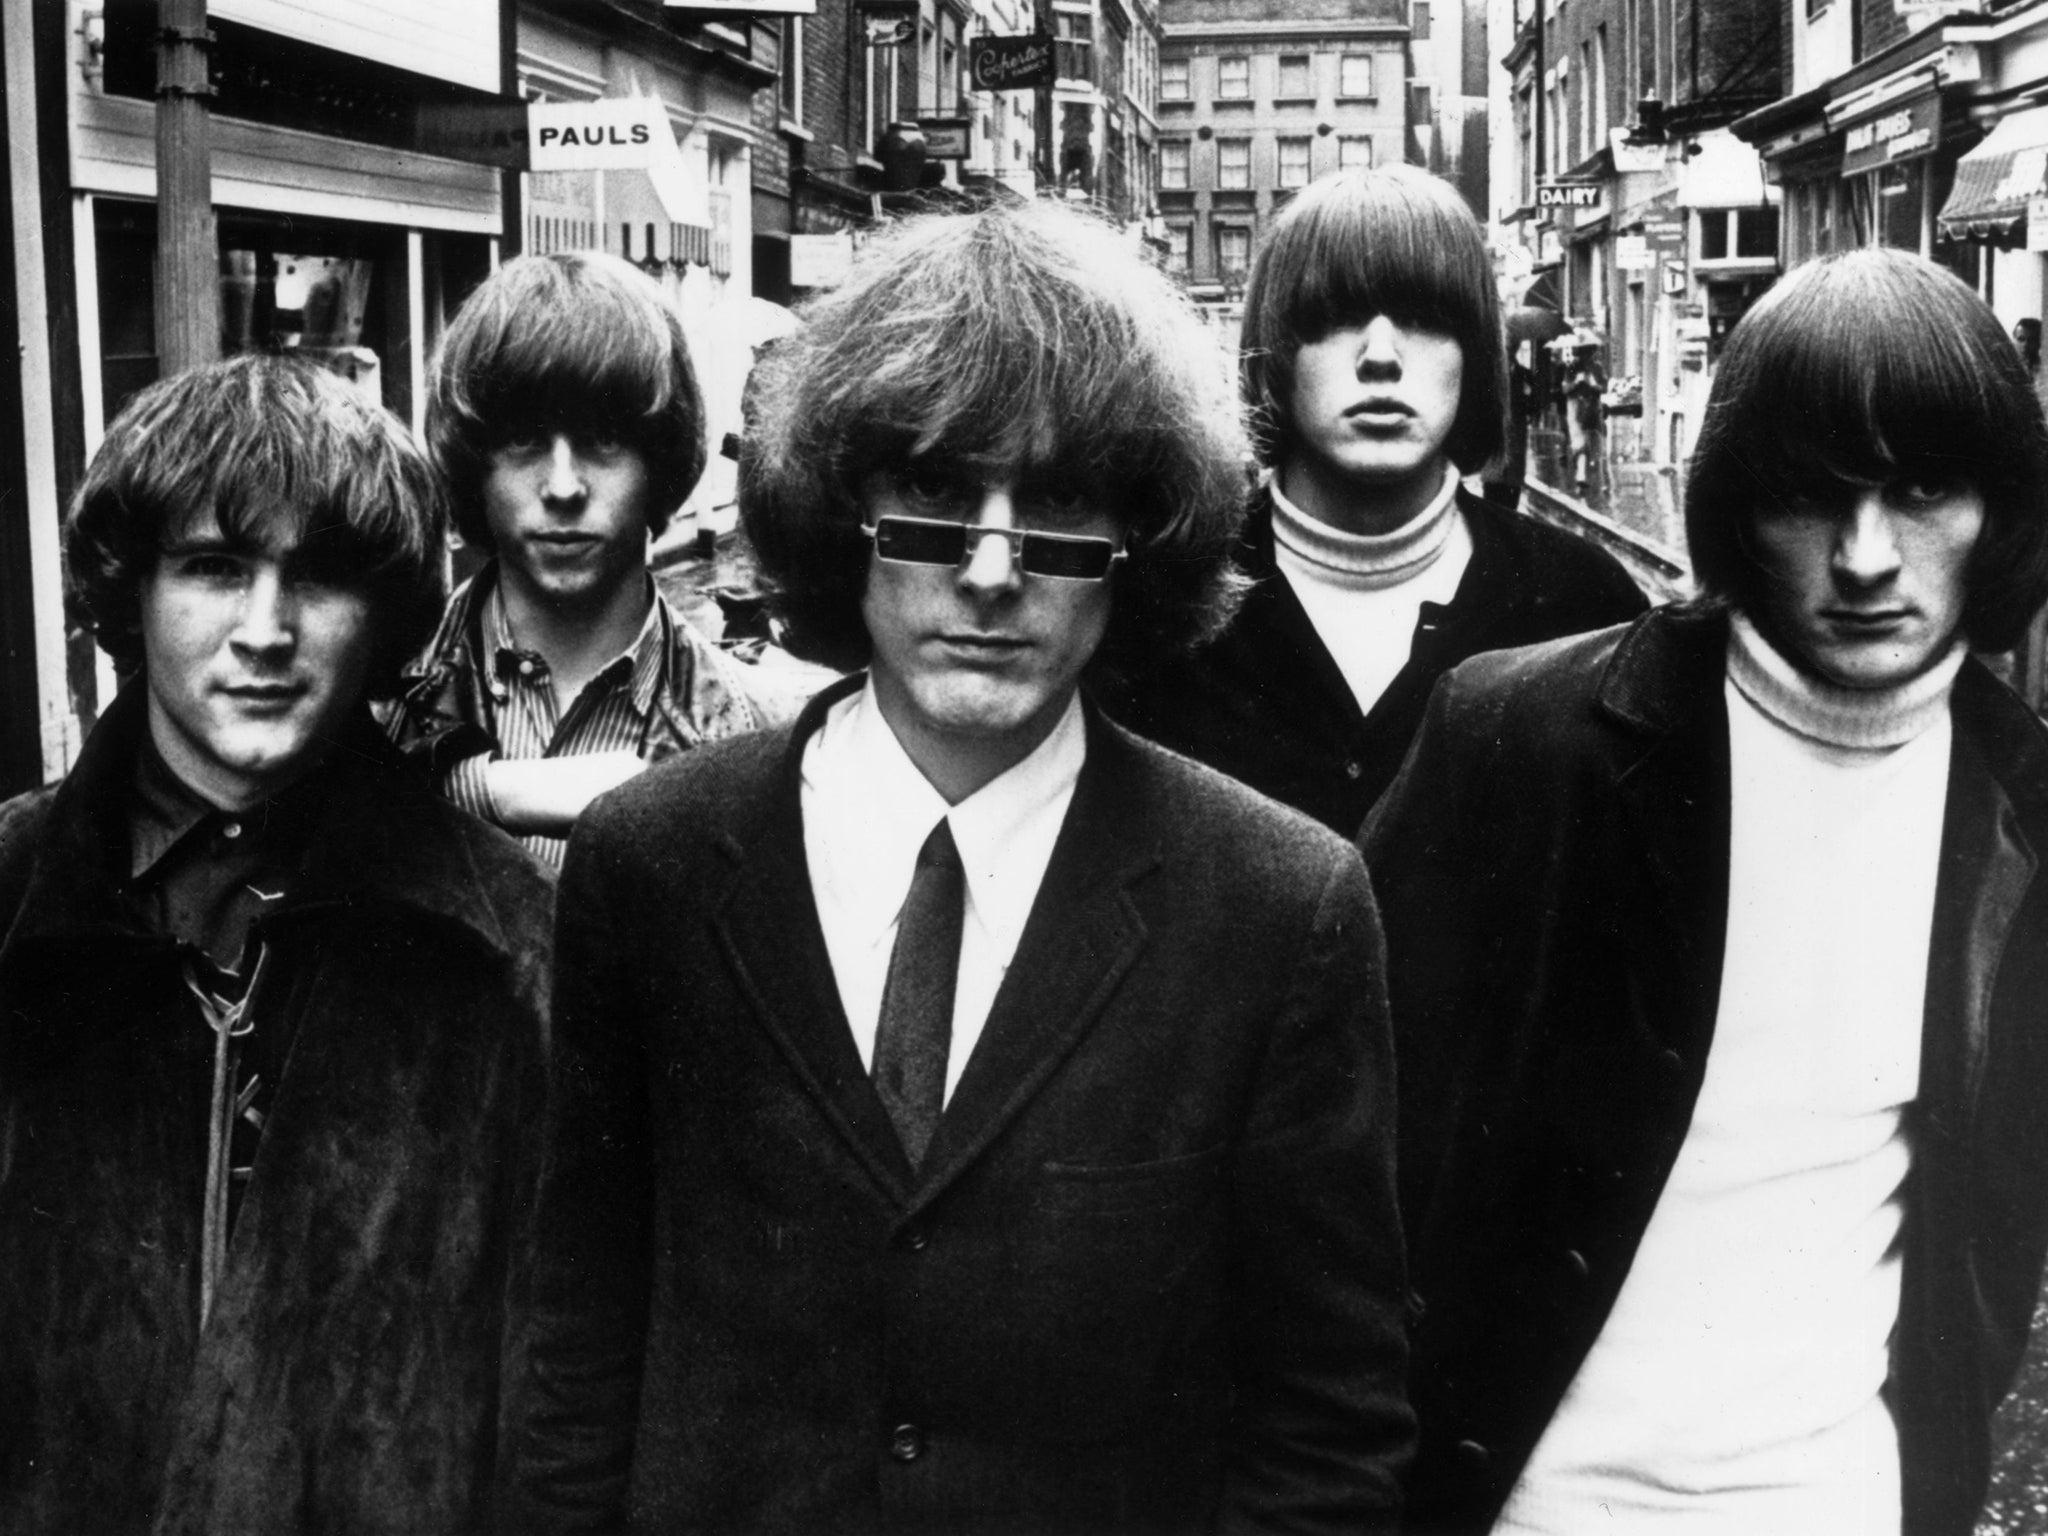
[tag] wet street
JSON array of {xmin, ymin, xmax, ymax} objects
[{"xmin": 1985, "ymin": 1293, "xmax": 2048, "ymax": 1534}]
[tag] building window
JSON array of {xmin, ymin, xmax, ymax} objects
[
  {"xmin": 1278, "ymin": 54, "xmax": 1311, "ymax": 98},
  {"xmin": 1217, "ymin": 136, "xmax": 1251, "ymax": 189},
  {"xmin": 1279, "ymin": 136, "xmax": 1311, "ymax": 188},
  {"xmin": 1218, "ymin": 55, "xmax": 1250, "ymax": 99},
  {"xmin": 1161, "ymin": 56, "xmax": 1189, "ymax": 100},
  {"xmin": 1412, "ymin": 1, "xmax": 1432, "ymax": 40},
  {"xmin": 1160, "ymin": 138, "xmax": 1190, "ymax": 189},
  {"xmin": 940, "ymin": 17, "xmax": 960, "ymax": 111},
  {"xmin": 1339, "ymin": 54, "xmax": 1373, "ymax": 99},
  {"xmin": 1700, "ymin": 206, "xmax": 1781, "ymax": 260},
  {"xmin": 1217, "ymin": 224, "xmax": 1251, "ymax": 277},
  {"xmin": 1339, "ymin": 134, "xmax": 1372, "ymax": 172},
  {"xmin": 1167, "ymin": 222, "xmax": 1193, "ymax": 273}
]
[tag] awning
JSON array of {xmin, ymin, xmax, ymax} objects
[{"xmin": 1939, "ymin": 105, "xmax": 2048, "ymax": 243}]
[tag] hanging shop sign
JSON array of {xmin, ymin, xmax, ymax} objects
[
  {"xmin": 971, "ymin": 34, "xmax": 1058, "ymax": 92},
  {"xmin": 2029, "ymin": 195, "xmax": 2048, "ymax": 253},
  {"xmin": 918, "ymin": 118, "xmax": 972, "ymax": 159},
  {"xmin": 1537, "ymin": 182, "xmax": 1602, "ymax": 209},
  {"xmin": 862, "ymin": 0, "xmax": 918, "ymax": 44},
  {"xmin": 1615, "ymin": 235, "xmax": 1654, "ymax": 272},
  {"xmin": 1840, "ymin": 96, "xmax": 1941, "ymax": 178},
  {"xmin": 792, "ymin": 232, "xmax": 856, "ymax": 289}
]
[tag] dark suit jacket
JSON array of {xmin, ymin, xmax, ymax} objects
[
  {"xmin": 506, "ymin": 679, "xmax": 1414, "ymax": 1534},
  {"xmin": 1362, "ymin": 606, "xmax": 2048, "ymax": 1536},
  {"xmin": 1097, "ymin": 486, "xmax": 1647, "ymax": 835}
]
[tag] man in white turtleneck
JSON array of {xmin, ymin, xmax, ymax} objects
[
  {"xmin": 1363, "ymin": 248, "xmax": 2048, "ymax": 1536},
  {"xmin": 1099, "ymin": 166, "xmax": 1643, "ymax": 836}
]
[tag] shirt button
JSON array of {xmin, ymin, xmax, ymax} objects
[
  {"xmin": 221, "ymin": 821, "xmax": 242, "ymax": 840},
  {"xmin": 1455, "ymin": 1438, "xmax": 1490, "ymax": 1470},
  {"xmin": 899, "ymin": 1225, "xmax": 930, "ymax": 1252},
  {"xmin": 889, "ymin": 1423, "xmax": 924, "ymax": 1461},
  {"xmin": 1563, "ymin": 1248, "xmax": 1590, "ymax": 1279},
  {"xmin": 1343, "ymin": 760, "xmax": 1363, "ymax": 780}
]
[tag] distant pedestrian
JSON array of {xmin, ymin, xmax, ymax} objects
[
  {"xmin": 0, "ymin": 355, "xmax": 551, "ymax": 1534},
  {"xmin": 503, "ymin": 198, "xmax": 1414, "ymax": 1534},
  {"xmin": 386, "ymin": 252, "xmax": 784, "ymax": 865},
  {"xmin": 1099, "ymin": 165, "xmax": 1643, "ymax": 835},
  {"xmin": 1366, "ymin": 247, "xmax": 2048, "ymax": 1536}
]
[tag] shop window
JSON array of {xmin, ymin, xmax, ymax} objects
[
  {"xmin": 1217, "ymin": 137, "xmax": 1251, "ymax": 189},
  {"xmin": 1278, "ymin": 55, "xmax": 1311, "ymax": 98},
  {"xmin": 1218, "ymin": 56, "xmax": 1250, "ymax": 99}
]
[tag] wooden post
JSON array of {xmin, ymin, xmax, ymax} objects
[{"xmin": 154, "ymin": 0, "xmax": 217, "ymax": 372}]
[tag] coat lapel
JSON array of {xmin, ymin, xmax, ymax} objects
[
  {"xmin": 909, "ymin": 709, "xmax": 1156, "ymax": 1212},
  {"xmin": 1919, "ymin": 662, "xmax": 2045, "ymax": 1144},
  {"xmin": 710, "ymin": 678, "xmax": 917, "ymax": 1201},
  {"xmin": 1597, "ymin": 608, "xmax": 1734, "ymax": 1065}
]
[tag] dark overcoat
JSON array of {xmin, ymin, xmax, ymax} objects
[
  {"xmin": 1097, "ymin": 486, "xmax": 1647, "ymax": 835},
  {"xmin": 1360, "ymin": 606, "xmax": 2048, "ymax": 1536},
  {"xmin": 0, "ymin": 688, "xmax": 554, "ymax": 1535},
  {"xmin": 506, "ymin": 680, "xmax": 1415, "ymax": 1534}
]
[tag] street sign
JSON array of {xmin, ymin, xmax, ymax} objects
[
  {"xmin": 970, "ymin": 33, "xmax": 1057, "ymax": 92},
  {"xmin": 918, "ymin": 117, "xmax": 972, "ymax": 159},
  {"xmin": 1538, "ymin": 183, "xmax": 1601, "ymax": 209},
  {"xmin": 861, "ymin": 0, "xmax": 917, "ymax": 44},
  {"xmin": 792, "ymin": 232, "xmax": 855, "ymax": 289}
]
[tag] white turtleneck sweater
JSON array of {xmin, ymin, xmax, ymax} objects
[
  {"xmin": 1269, "ymin": 464, "xmax": 1471, "ymax": 718},
  {"xmin": 1495, "ymin": 611, "xmax": 1965, "ymax": 1536}
]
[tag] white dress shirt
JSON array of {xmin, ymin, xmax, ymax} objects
[{"xmin": 800, "ymin": 680, "xmax": 1085, "ymax": 1101}]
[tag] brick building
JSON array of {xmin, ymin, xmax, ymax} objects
[{"xmin": 1156, "ymin": 0, "xmax": 1410, "ymax": 303}]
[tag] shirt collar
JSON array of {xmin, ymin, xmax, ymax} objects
[
  {"xmin": 128, "ymin": 728, "xmax": 221, "ymax": 880},
  {"xmin": 804, "ymin": 679, "xmax": 1087, "ymax": 957},
  {"xmin": 485, "ymin": 573, "xmax": 668, "ymax": 712}
]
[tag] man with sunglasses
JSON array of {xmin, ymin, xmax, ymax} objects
[{"xmin": 505, "ymin": 200, "xmax": 1414, "ymax": 1534}]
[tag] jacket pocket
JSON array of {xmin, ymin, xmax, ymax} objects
[{"xmin": 1032, "ymin": 1146, "xmax": 1226, "ymax": 1215}]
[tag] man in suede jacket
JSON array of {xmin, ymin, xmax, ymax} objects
[{"xmin": 0, "ymin": 357, "xmax": 552, "ymax": 1535}]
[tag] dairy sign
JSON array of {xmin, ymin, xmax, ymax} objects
[
  {"xmin": 1840, "ymin": 97, "xmax": 1940, "ymax": 178},
  {"xmin": 1537, "ymin": 182, "xmax": 1601, "ymax": 210},
  {"xmin": 971, "ymin": 34, "xmax": 1057, "ymax": 92}
]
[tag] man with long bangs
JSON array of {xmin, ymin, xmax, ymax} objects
[
  {"xmin": 0, "ymin": 355, "xmax": 552, "ymax": 1534},
  {"xmin": 1100, "ymin": 166, "xmax": 1644, "ymax": 835},
  {"xmin": 387, "ymin": 251, "xmax": 780, "ymax": 865},
  {"xmin": 505, "ymin": 199, "xmax": 1414, "ymax": 1534},
  {"xmin": 1364, "ymin": 248, "xmax": 2048, "ymax": 1535}
]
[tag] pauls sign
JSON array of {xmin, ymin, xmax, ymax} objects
[{"xmin": 971, "ymin": 34, "xmax": 1057, "ymax": 92}]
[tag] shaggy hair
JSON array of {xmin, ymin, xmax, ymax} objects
[
  {"xmin": 1239, "ymin": 165, "xmax": 1507, "ymax": 474},
  {"xmin": 65, "ymin": 353, "xmax": 447, "ymax": 694},
  {"xmin": 741, "ymin": 198, "xmax": 1251, "ymax": 678},
  {"xmin": 1686, "ymin": 247, "xmax": 2048, "ymax": 654},
  {"xmin": 426, "ymin": 251, "xmax": 706, "ymax": 548}
]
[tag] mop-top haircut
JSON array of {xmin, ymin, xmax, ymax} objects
[
  {"xmin": 66, "ymin": 353, "xmax": 447, "ymax": 692},
  {"xmin": 741, "ymin": 197, "xmax": 1251, "ymax": 677},
  {"xmin": 1686, "ymin": 247, "xmax": 2048, "ymax": 653},
  {"xmin": 427, "ymin": 251, "xmax": 707, "ymax": 548},
  {"xmin": 1239, "ymin": 165, "xmax": 1507, "ymax": 474}
]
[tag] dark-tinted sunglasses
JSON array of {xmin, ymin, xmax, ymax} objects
[{"xmin": 865, "ymin": 515, "xmax": 1127, "ymax": 582}]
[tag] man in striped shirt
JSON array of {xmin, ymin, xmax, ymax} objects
[{"xmin": 387, "ymin": 252, "xmax": 775, "ymax": 863}]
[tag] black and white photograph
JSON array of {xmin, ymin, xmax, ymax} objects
[{"xmin": 5, "ymin": 0, "xmax": 2048, "ymax": 1532}]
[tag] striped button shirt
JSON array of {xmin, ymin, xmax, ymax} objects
[{"xmin": 441, "ymin": 580, "xmax": 675, "ymax": 866}]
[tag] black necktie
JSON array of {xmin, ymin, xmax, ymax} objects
[{"xmin": 873, "ymin": 819, "xmax": 963, "ymax": 1166}]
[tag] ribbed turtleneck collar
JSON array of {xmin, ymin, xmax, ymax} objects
[
  {"xmin": 1726, "ymin": 609, "xmax": 1964, "ymax": 752},
  {"xmin": 1269, "ymin": 464, "xmax": 1463, "ymax": 592}
]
